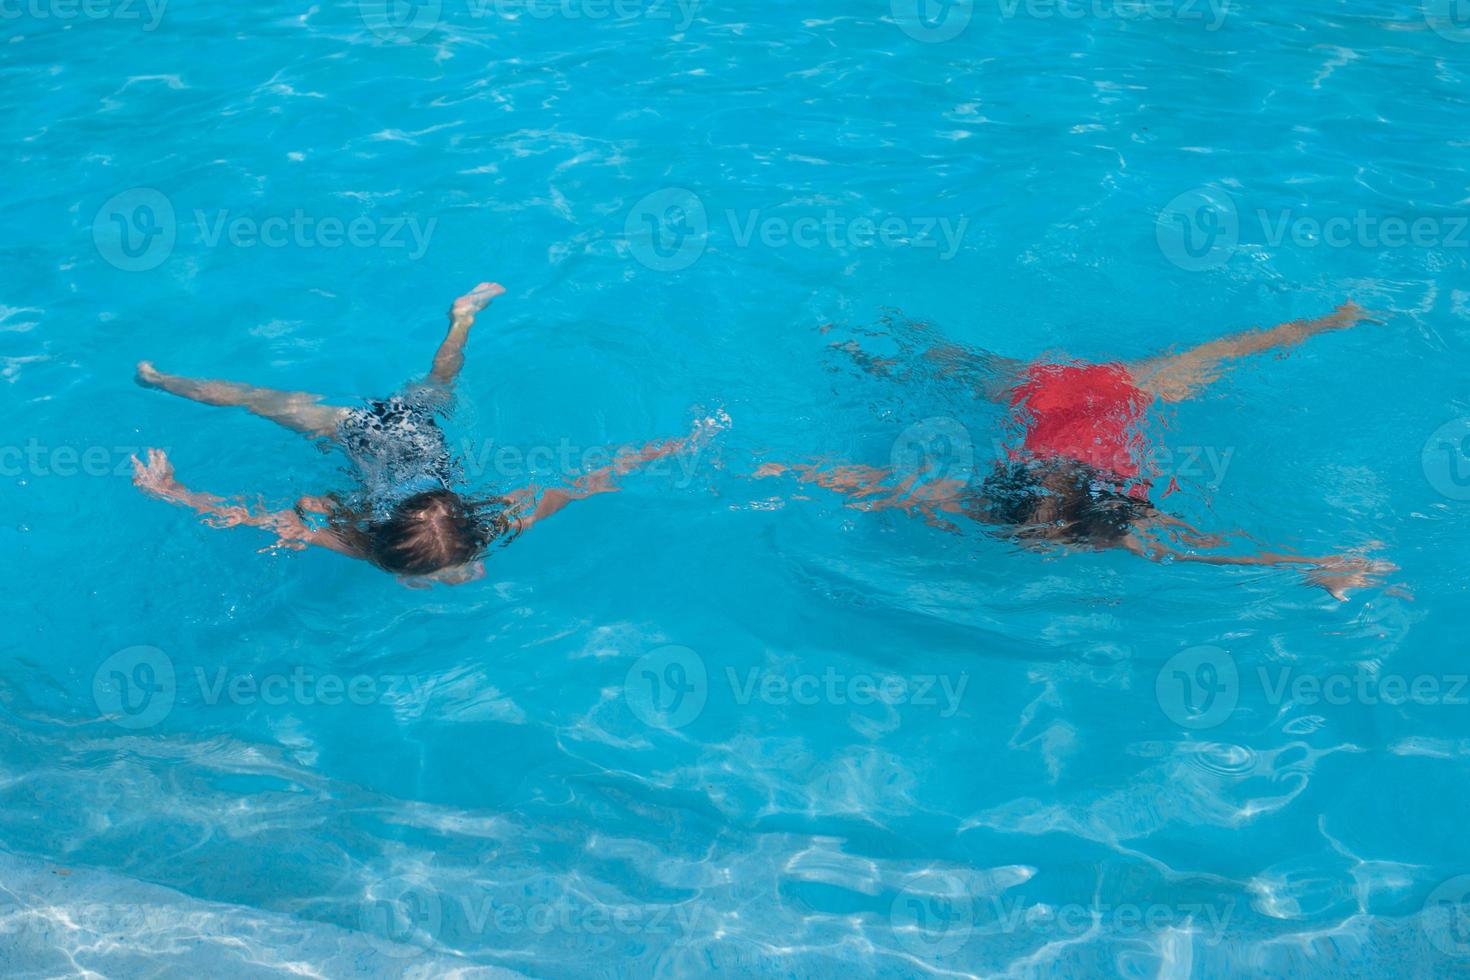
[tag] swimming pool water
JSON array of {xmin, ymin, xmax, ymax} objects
[{"xmin": 4, "ymin": 1, "xmax": 1470, "ymax": 976}]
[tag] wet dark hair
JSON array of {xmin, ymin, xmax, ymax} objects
[
  {"xmin": 970, "ymin": 459, "xmax": 1153, "ymax": 548},
  {"xmin": 337, "ymin": 489, "xmax": 512, "ymax": 576}
]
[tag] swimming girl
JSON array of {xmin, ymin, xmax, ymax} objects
[
  {"xmin": 132, "ymin": 282, "xmax": 718, "ymax": 587},
  {"xmin": 756, "ymin": 302, "xmax": 1392, "ymax": 600}
]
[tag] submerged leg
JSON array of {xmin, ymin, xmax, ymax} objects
[
  {"xmin": 829, "ymin": 331, "xmax": 1024, "ymax": 403},
  {"xmin": 922, "ymin": 343, "xmax": 1027, "ymax": 402},
  {"xmin": 429, "ymin": 281, "xmax": 505, "ymax": 387},
  {"xmin": 136, "ymin": 361, "xmax": 348, "ymax": 439},
  {"xmin": 1129, "ymin": 301, "xmax": 1374, "ymax": 403}
]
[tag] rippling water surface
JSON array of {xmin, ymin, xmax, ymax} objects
[{"xmin": 4, "ymin": 1, "xmax": 1470, "ymax": 976}]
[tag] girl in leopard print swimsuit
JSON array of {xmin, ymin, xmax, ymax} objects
[{"xmin": 131, "ymin": 282, "xmax": 712, "ymax": 587}]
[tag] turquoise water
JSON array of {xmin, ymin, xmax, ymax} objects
[{"xmin": 4, "ymin": 1, "xmax": 1470, "ymax": 976}]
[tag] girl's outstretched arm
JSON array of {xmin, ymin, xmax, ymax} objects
[
  {"xmin": 1122, "ymin": 519, "xmax": 1393, "ymax": 601},
  {"xmin": 507, "ymin": 413, "xmax": 728, "ymax": 533},
  {"xmin": 753, "ymin": 460, "xmax": 970, "ymax": 528},
  {"xmin": 131, "ymin": 449, "xmax": 362, "ymax": 558}
]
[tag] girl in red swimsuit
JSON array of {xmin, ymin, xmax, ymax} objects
[{"xmin": 757, "ymin": 302, "xmax": 1391, "ymax": 601}]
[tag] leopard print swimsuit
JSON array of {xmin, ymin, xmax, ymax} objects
[{"xmin": 337, "ymin": 386, "xmax": 462, "ymax": 518}]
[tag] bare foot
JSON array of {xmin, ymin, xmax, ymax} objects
[
  {"xmin": 135, "ymin": 360, "xmax": 165, "ymax": 388},
  {"xmin": 451, "ymin": 282, "xmax": 505, "ymax": 321}
]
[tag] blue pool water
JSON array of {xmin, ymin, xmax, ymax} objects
[{"xmin": 4, "ymin": 1, "xmax": 1470, "ymax": 976}]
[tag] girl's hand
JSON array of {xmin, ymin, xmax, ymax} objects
[
  {"xmin": 1305, "ymin": 552, "xmax": 1397, "ymax": 601},
  {"xmin": 398, "ymin": 561, "xmax": 486, "ymax": 589},
  {"xmin": 294, "ymin": 495, "xmax": 338, "ymax": 517},
  {"xmin": 687, "ymin": 408, "xmax": 731, "ymax": 453},
  {"xmin": 131, "ymin": 448, "xmax": 180, "ymax": 499}
]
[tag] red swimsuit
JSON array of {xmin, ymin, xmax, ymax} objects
[{"xmin": 1008, "ymin": 362, "xmax": 1153, "ymax": 495}]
